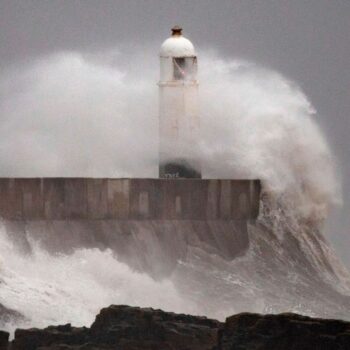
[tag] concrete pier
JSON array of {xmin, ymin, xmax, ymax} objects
[
  {"xmin": 0, "ymin": 177, "xmax": 261, "ymax": 277},
  {"xmin": 0, "ymin": 178, "xmax": 260, "ymax": 221}
]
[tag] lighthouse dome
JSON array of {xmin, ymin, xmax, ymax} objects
[{"xmin": 160, "ymin": 26, "xmax": 196, "ymax": 57}]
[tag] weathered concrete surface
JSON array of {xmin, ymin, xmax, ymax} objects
[
  {"xmin": 0, "ymin": 178, "xmax": 260, "ymax": 221},
  {"xmin": 0, "ymin": 178, "xmax": 260, "ymax": 276},
  {"xmin": 0, "ymin": 177, "xmax": 259, "ymax": 280}
]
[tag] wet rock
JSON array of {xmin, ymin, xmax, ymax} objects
[
  {"xmin": 5, "ymin": 306, "xmax": 350, "ymax": 349},
  {"xmin": 12, "ymin": 324, "xmax": 89, "ymax": 350},
  {"xmin": 12, "ymin": 305, "xmax": 220, "ymax": 350},
  {"xmin": 0, "ymin": 330, "xmax": 9, "ymax": 350},
  {"xmin": 37, "ymin": 347, "xmax": 106, "ymax": 350},
  {"xmin": 89, "ymin": 305, "xmax": 220, "ymax": 350},
  {"xmin": 218, "ymin": 312, "xmax": 350, "ymax": 350}
]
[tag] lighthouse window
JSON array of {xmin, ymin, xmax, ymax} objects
[
  {"xmin": 173, "ymin": 57, "xmax": 197, "ymax": 81},
  {"xmin": 173, "ymin": 58, "xmax": 186, "ymax": 80}
]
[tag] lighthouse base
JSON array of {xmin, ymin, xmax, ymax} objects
[{"xmin": 159, "ymin": 159, "xmax": 201, "ymax": 179}]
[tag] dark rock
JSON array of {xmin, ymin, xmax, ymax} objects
[
  {"xmin": 4, "ymin": 306, "xmax": 350, "ymax": 349},
  {"xmin": 89, "ymin": 305, "xmax": 220, "ymax": 350},
  {"xmin": 0, "ymin": 330, "xmax": 9, "ymax": 350},
  {"xmin": 37, "ymin": 346, "xmax": 108, "ymax": 350},
  {"xmin": 11, "ymin": 305, "xmax": 220, "ymax": 350},
  {"xmin": 12, "ymin": 325, "xmax": 89, "ymax": 350},
  {"xmin": 217, "ymin": 312, "xmax": 350, "ymax": 350}
]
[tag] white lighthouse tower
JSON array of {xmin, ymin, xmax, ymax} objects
[{"xmin": 159, "ymin": 26, "xmax": 201, "ymax": 178}]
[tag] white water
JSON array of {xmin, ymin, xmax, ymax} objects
[
  {"xmin": 198, "ymin": 54, "xmax": 340, "ymax": 223},
  {"xmin": 0, "ymin": 50, "xmax": 340, "ymax": 221},
  {"xmin": 0, "ymin": 226, "xmax": 196, "ymax": 334},
  {"xmin": 0, "ymin": 49, "xmax": 345, "ymax": 332}
]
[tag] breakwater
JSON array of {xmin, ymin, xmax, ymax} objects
[{"xmin": 0, "ymin": 178, "xmax": 261, "ymax": 221}]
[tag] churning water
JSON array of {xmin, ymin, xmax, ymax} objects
[{"xmin": 0, "ymin": 50, "xmax": 349, "ymax": 334}]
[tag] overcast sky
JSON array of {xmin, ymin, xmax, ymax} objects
[{"xmin": 0, "ymin": 0, "xmax": 349, "ymax": 265}]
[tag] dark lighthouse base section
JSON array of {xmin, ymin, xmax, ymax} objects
[{"xmin": 159, "ymin": 159, "xmax": 202, "ymax": 179}]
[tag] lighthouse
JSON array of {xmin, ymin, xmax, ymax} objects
[{"xmin": 159, "ymin": 26, "xmax": 201, "ymax": 179}]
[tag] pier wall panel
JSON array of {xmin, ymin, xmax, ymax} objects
[{"xmin": 0, "ymin": 178, "xmax": 261, "ymax": 220}]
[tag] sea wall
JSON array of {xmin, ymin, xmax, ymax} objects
[{"xmin": 0, "ymin": 178, "xmax": 260, "ymax": 221}]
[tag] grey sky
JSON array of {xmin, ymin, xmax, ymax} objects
[{"xmin": 0, "ymin": 0, "xmax": 349, "ymax": 264}]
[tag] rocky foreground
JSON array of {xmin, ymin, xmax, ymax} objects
[{"xmin": 0, "ymin": 305, "xmax": 350, "ymax": 349}]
